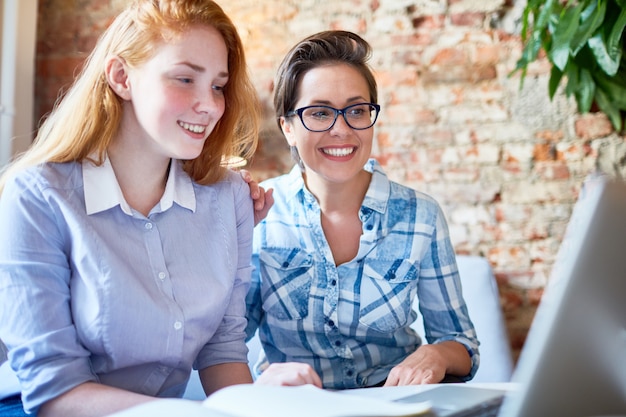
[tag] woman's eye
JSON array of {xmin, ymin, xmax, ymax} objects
[
  {"xmin": 212, "ymin": 85, "xmax": 225, "ymax": 92},
  {"xmin": 177, "ymin": 77, "xmax": 193, "ymax": 84},
  {"xmin": 311, "ymin": 110, "xmax": 331, "ymax": 119},
  {"xmin": 348, "ymin": 107, "xmax": 366, "ymax": 117}
]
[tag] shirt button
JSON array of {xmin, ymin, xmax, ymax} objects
[
  {"xmin": 334, "ymin": 340, "xmax": 341, "ymax": 346},
  {"xmin": 145, "ymin": 222, "xmax": 153, "ymax": 230},
  {"xmin": 174, "ymin": 321, "xmax": 182, "ymax": 330},
  {"xmin": 331, "ymin": 279, "xmax": 337, "ymax": 286},
  {"xmin": 327, "ymin": 319, "xmax": 335, "ymax": 327},
  {"xmin": 158, "ymin": 272, "xmax": 166, "ymax": 280},
  {"xmin": 346, "ymin": 370, "xmax": 353, "ymax": 376}
]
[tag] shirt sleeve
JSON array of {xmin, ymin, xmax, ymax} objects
[
  {"xmin": 195, "ymin": 172, "xmax": 254, "ymax": 369},
  {"xmin": 417, "ymin": 202, "xmax": 480, "ymax": 380},
  {"xmin": 0, "ymin": 172, "xmax": 96, "ymax": 413}
]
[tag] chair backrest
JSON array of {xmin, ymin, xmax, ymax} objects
[{"xmin": 411, "ymin": 255, "xmax": 514, "ymax": 383}]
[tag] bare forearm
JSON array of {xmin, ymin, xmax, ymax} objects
[
  {"xmin": 199, "ymin": 362, "xmax": 253, "ymax": 395},
  {"xmin": 38, "ymin": 382, "xmax": 154, "ymax": 417},
  {"xmin": 434, "ymin": 340, "xmax": 472, "ymax": 376}
]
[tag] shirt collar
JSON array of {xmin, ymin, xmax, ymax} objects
[
  {"xmin": 362, "ymin": 159, "xmax": 389, "ymax": 214},
  {"xmin": 82, "ymin": 156, "xmax": 196, "ymax": 216},
  {"xmin": 284, "ymin": 158, "xmax": 390, "ymax": 214}
]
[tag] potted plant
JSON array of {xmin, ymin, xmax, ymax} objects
[{"xmin": 512, "ymin": 0, "xmax": 626, "ymax": 132}]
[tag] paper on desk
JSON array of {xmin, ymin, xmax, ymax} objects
[
  {"xmin": 105, "ymin": 399, "xmax": 231, "ymax": 417},
  {"xmin": 202, "ymin": 384, "xmax": 432, "ymax": 417}
]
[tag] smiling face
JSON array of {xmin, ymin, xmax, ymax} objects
[
  {"xmin": 281, "ymin": 63, "xmax": 374, "ymax": 186},
  {"xmin": 113, "ymin": 24, "xmax": 229, "ymax": 161}
]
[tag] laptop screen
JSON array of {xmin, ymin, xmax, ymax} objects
[{"xmin": 499, "ymin": 176, "xmax": 626, "ymax": 417}]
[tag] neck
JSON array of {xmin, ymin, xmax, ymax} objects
[
  {"xmin": 107, "ymin": 140, "xmax": 171, "ymax": 216},
  {"xmin": 304, "ymin": 169, "xmax": 371, "ymax": 214}
]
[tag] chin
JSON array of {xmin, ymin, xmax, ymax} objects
[{"xmin": 173, "ymin": 146, "xmax": 205, "ymax": 161}]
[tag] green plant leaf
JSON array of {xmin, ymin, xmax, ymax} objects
[
  {"xmin": 511, "ymin": 0, "xmax": 559, "ymax": 77},
  {"xmin": 549, "ymin": 4, "xmax": 583, "ymax": 70},
  {"xmin": 595, "ymin": 70, "xmax": 626, "ymax": 108},
  {"xmin": 588, "ymin": 33, "xmax": 621, "ymax": 75},
  {"xmin": 575, "ymin": 68, "xmax": 596, "ymax": 112},
  {"xmin": 564, "ymin": 62, "xmax": 579, "ymax": 98},
  {"xmin": 515, "ymin": 0, "xmax": 626, "ymax": 130},
  {"xmin": 606, "ymin": 7, "xmax": 626, "ymax": 60},
  {"xmin": 571, "ymin": 1, "xmax": 606, "ymax": 55},
  {"xmin": 534, "ymin": 0, "xmax": 557, "ymax": 31},
  {"xmin": 549, "ymin": 65, "xmax": 564, "ymax": 99},
  {"xmin": 594, "ymin": 87, "xmax": 622, "ymax": 131},
  {"xmin": 515, "ymin": 31, "xmax": 544, "ymax": 70}
]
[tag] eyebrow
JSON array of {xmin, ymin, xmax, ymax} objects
[
  {"xmin": 176, "ymin": 61, "xmax": 229, "ymax": 78},
  {"xmin": 310, "ymin": 96, "xmax": 367, "ymax": 106}
]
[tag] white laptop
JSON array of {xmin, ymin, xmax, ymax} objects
[{"xmin": 394, "ymin": 176, "xmax": 626, "ymax": 417}]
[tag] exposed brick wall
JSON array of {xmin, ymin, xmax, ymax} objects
[{"xmin": 34, "ymin": 0, "xmax": 625, "ymax": 361}]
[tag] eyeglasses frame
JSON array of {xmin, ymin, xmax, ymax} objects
[{"xmin": 285, "ymin": 102, "xmax": 381, "ymax": 132}]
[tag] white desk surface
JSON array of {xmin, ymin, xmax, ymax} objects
[{"xmin": 105, "ymin": 383, "xmax": 518, "ymax": 417}]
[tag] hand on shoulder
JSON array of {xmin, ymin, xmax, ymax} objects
[{"xmin": 239, "ymin": 169, "xmax": 274, "ymax": 225}]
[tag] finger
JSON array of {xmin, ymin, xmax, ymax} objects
[
  {"xmin": 308, "ymin": 369, "xmax": 323, "ymax": 388},
  {"xmin": 239, "ymin": 169, "xmax": 252, "ymax": 182},
  {"xmin": 382, "ymin": 372, "xmax": 400, "ymax": 387},
  {"xmin": 254, "ymin": 187, "xmax": 265, "ymax": 209}
]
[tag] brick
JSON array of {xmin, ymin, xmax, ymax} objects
[
  {"xmin": 574, "ymin": 113, "xmax": 614, "ymax": 140},
  {"xmin": 411, "ymin": 15, "xmax": 445, "ymax": 30},
  {"xmin": 533, "ymin": 162, "xmax": 571, "ymax": 181},
  {"xmin": 450, "ymin": 12, "xmax": 487, "ymax": 27}
]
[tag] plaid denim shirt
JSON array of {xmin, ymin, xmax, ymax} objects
[{"xmin": 245, "ymin": 159, "xmax": 479, "ymax": 389}]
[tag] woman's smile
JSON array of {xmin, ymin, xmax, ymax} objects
[
  {"xmin": 177, "ymin": 120, "xmax": 207, "ymax": 135},
  {"xmin": 320, "ymin": 146, "xmax": 356, "ymax": 157}
]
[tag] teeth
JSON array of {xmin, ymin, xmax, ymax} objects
[
  {"xmin": 323, "ymin": 147, "xmax": 355, "ymax": 157},
  {"xmin": 178, "ymin": 121, "xmax": 206, "ymax": 134}
]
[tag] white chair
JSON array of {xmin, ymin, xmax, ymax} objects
[{"xmin": 412, "ymin": 255, "xmax": 514, "ymax": 383}]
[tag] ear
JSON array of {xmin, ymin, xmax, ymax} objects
[
  {"xmin": 105, "ymin": 55, "xmax": 132, "ymax": 101},
  {"xmin": 280, "ymin": 116, "xmax": 297, "ymax": 147}
]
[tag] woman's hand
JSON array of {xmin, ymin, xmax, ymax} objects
[
  {"xmin": 254, "ymin": 362, "xmax": 323, "ymax": 388},
  {"xmin": 383, "ymin": 341, "xmax": 471, "ymax": 386},
  {"xmin": 239, "ymin": 169, "xmax": 274, "ymax": 226}
]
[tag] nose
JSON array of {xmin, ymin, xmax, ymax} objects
[
  {"xmin": 195, "ymin": 90, "xmax": 224, "ymax": 117},
  {"xmin": 329, "ymin": 111, "xmax": 352, "ymax": 134}
]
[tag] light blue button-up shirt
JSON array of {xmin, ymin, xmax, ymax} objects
[
  {"xmin": 0, "ymin": 157, "xmax": 253, "ymax": 413},
  {"xmin": 246, "ymin": 159, "xmax": 479, "ymax": 389}
]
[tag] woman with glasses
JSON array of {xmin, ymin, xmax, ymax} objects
[{"xmin": 245, "ymin": 30, "xmax": 479, "ymax": 389}]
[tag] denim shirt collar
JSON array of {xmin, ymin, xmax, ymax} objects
[{"xmin": 283, "ymin": 158, "xmax": 390, "ymax": 215}]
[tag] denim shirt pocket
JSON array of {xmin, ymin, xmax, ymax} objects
[
  {"xmin": 358, "ymin": 258, "xmax": 419, "ymax": 333},
  {"xmin": 258, "ymin": 247, "xmax": 314, "ymax": 320}
]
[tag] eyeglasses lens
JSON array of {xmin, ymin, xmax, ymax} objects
[{"xmin": 301, "ymin": 104, "xmax": 378, "ymax": 131}]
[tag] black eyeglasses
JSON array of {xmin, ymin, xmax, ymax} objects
[{"xmin": 286, "ymin": 103, "xmax": 380, "ymax": 132}]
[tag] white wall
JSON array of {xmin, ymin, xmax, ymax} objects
[{"xmin": 0, "ymin": 0, "xmax": 38, "ymax": 167}]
